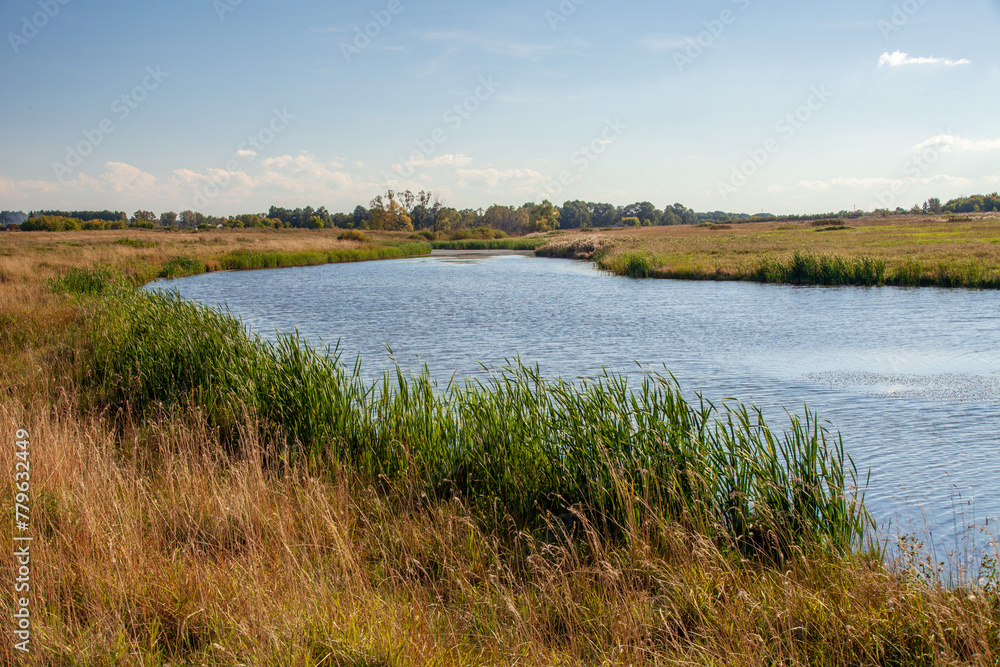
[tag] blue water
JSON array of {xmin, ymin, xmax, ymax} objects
[{"xmin": 149, "ymin": 252, "xmax": 1000, "ymax": 565}]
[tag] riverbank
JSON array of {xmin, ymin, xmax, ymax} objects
[
  {"xmin": 537, "ymin": 213, "xmax": 1000, "ymax": 287},
  {"xmin": 1, "ymin": 231, "xmax": 998, "ymax": 665}
]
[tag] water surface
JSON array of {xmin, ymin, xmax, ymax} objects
[{"xmin": 150, "ymin": 253, "xmax": 1000, "ymax": 562}]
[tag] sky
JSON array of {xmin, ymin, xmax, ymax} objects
[{"xmin": 1, "ymin": 0, "xmax": 998, "ymax": 216}]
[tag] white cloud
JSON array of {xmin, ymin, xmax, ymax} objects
[
  {"xmin": 395, "ymin": 154, "xmax": 474, "ymax": 171},
  {"xmin": 641, "ymin": 35, "xmax": 693, "ymax": 51},
  {"xmin": 423, "ymin": 30, "xmax": 557, "ymax": 59},
  {"xmin": 768, "ymin": 174, "xmax": 975, "ymax": 194},
  {"xmin": 879, "ymin": 51, "xmax": 971, "ymax": 67},
  {"xmin": 455, "ymin": 168, "xmax": 544, "ymax": 188},
  {"xmin": 256, "ymin": 153, "xmax": 366, "ymax": 195},
  {"xmin": 913, "ymin": 135, "xmax": 1000, "ymax": 153},
  {"xmin": 97, "ymin": 162, "xmax": 157, "ymax": 194},
  {"xmin": 235, "ymin": 149, "xmax": 257, "ymax": 159}
]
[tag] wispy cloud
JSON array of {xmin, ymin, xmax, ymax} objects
[
  {"xmin": 641, "ymin": 34, "xmax": 693, "ymax": 51},
  {"xmin": 769, "ymin": 174, "xmax": 975, "ymax": 194},
  {"xmin": 423, "ymin": 31, "xmax": 557, "ymax": 59},
  {"xmin": 914, "ymin": 135, "xmax": 1000, "ymax": 153},
  {"xmin": 456, "ymin": 167, "xmax": 544, "ymax": 188},
  {"xmin": 879, "ymin": 50, "xmax": 971, "ymax": 67}
]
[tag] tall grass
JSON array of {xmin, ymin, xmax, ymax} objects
[
  {"xmin": 80, "ymin": 285, "xmax": 872, "ymax": 558},
  {"xmin": 431, "ymin": 238, "xmax": 550, "ymax": 251},
  {"xmin": 217, "ymin": 242, "xmax": 431, "ymax": 271},
  {"xmin": 753, "ymin": 253, "xmax": 887, "ymax": 286}
]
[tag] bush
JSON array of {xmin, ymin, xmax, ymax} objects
[{"xmin": 338, "ymin": 229, "xmax": 372, "ymax": 243}]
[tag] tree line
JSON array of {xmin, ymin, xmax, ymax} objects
[{"xmin": 4, "ymin": 192, "xmax": 997, "ymax": 233}]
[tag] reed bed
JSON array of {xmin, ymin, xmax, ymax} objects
[
  {"xmin": 538, "ymin": 215, "xmax": 1000, "ymax": 289},
  {"xmin": 78, "ymin": 276, "xmax": 871, "ymax": 559},
  {"xmin": 3, "ymin": 233, "xmax": 1000, "ymax": 664},
  {"xmin": 431, "ymin": 238, "xmax": 551, "ymax": 251}
]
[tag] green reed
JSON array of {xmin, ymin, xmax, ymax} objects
[
  {"xmin": 217, "ymin": 243, "xmax": 431, "ymax": 271},
  {"xmin": 78, "ymin": 285, "xmax": 872, "ymax": 558},
  {"xmin": 430, "ymin": 239, "xmax": 549, "ymax": 251}
]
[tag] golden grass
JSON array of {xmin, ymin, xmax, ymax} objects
[
  {"xmin": 540, "ymin": 213, "xmax": 1000, "ymax": 283},
  {"xmin": 1, "ymin": 228, "xmax": 998, "ymax": 665}
]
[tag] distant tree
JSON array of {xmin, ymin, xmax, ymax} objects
[
  {"xmin": 619, "ymin": 202, "xmax": 661, "ymax": 226},
  {"xmin": 435, "ymin": 207, "xmax": 462, "ymax": 232},
  {"xmin": 368, "ymin": 191, "xmax": 413, "ymax": 231},
  {"xmin": 131, "ymin": 210, "xmax": 156, "ymax": 224},
  {"xmin": 924, "ymin": 198, "xmax": 942, "ymax": 214},
  {"xmin": 661, "ymin": 208, "xmax": 682, "ymax": 225},
  {"xmin": 589, "ymin": 202, "xmax": 619, "ymax": 227},
  {"xmin": 484, "ymin": 205, "xmax": 529, "ymax": 234},
  {"xmin": 179, "ymin": 210, "xmax": 199, "ymax": 228},
  {"xmin": 622, "ymin": 216, "xmax": 641, "ymax": 227},
  {"xmin": 559, "ymin": 200, "xmax": 592, "ymax": 229},
  {"xmin": 458, "ymin": 208, "xmax": 485, "ymax": 228},
  {"xmin": 0, "ymin": 211, "xmax": 27, "ymax": 226},
  {"xmin": 160, "ymin": 211, "xmax": 178, "ymax": 227},
  {"xmin": 666, "ymin": 203, "xmax": 697, "ymax": 225},
  {"xmin": 330, "ymin": 212, "xmax": 352, "ymax": 228},
  {"xmin": 525, "ymin": 200, "xmax": 560, "ymax": 233},
  {"xmin": 408, "ymin": 190, "xmax": 441, "ymax": 230},
  {"xmin": 352, "ymin": 205, "xmax": 370, "ymax": 228}
]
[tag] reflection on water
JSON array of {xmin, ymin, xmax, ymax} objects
[{"xmin": 148, "ymin": 253, "xmax": 1000, "ymax": 560}]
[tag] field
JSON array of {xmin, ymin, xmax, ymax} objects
[
  {"xmin": 1, "ymin": 228, "xmax": 999, "ymax": 665},
  {"xmin": 538, "ymin": 213, "xmax": 1000, "ymax": 287}
]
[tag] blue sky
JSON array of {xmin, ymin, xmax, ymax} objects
[{"xmin": 1, "ymin": 0, "xmax": 997, "ymax": 216}]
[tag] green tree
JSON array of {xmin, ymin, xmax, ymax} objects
[
  {"xmin": 160, "ymin": 211, "xmax": 178, "ymax": 227},
  {"xmin": 369, "ymin": 191, "xmax": 414, "ymax": 232},
  {"xmin": 308, "ymin": 216, "xmax": 325, "ymax": 229},
  {"xmin": 524, "ymin": 200, "xmax": 560, "ymax": 232},
  {"xmin": 559, "ymin": 200, "xmax": 592, "ymax": 229}
]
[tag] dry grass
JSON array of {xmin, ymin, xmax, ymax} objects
[
  {"xmin": 0, "ymin": 228, "xmax": 408, "ymax": 283},
  {"xmin": 2, "ymin": 398, "xmax": 998, "ymax": 665},
  {"xmin": 1, "ymin": 228, "xmax": 998, "ymax": 665},
  {"xmin": 540, "ymin": 213, "xmax": 1000, "ymax": 284}
]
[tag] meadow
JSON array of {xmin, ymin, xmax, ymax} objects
[
  {"xmin": 538, "ymin": 213, "xmax": 1000, "ymax": 287},
  {"xmin": 1, "ymin": 228, "xmax": 998, "ymax": 665}
]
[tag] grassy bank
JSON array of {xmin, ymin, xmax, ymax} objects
[
  {"xmin": 538, "ymin": 213, "xmax": 1000, "ymax": 288},
  {"xmin": 1, "ymin": 230, "xmax": 998, "ymax": 665},
  {"xmin": 431, "ymin": 237, "xmax": 552, "ymax": 251}
]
